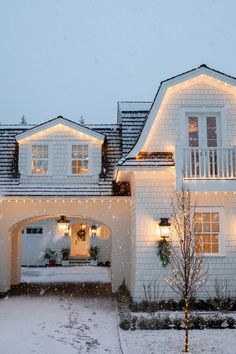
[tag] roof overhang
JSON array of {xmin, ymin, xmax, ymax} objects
[
  {"xmin": 113, "ymin": 164, "xmax": 175, "ymax": 183},
  {"xmin": 16, "ymin": 116, "xmax": 105, "ymax": 143}
]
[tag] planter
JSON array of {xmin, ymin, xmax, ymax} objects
[
  {"xmin": 90, "ymin": 259, "xmax": 97, "ymax": 266},
  {"xmin": 48, "ymin": 259, "xmax": 56, "ymax": 267}
]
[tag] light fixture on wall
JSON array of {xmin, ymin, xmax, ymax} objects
[
  {"xmin": 57, "ymin": 215, "xmax": 70, "ymax": 235},
  {"xmin": 91, "ymin": 225, "xmax": 97, "ymax": 237},
  {"xmin": 159, "ymin": 218, "xmax": 171, "ymax": 239}
]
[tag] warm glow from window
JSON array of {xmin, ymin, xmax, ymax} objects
[
  {"xmin": 194, "ymin": 212, "xmax": 219, "ymax": 254},
  {"xmin": 31, "ymin": 145, "xmax": 48, "ymax": 174},
  {"xmin": 71, "ymin": 144, "xmax": 88, "ymax": 174},
  {"xmin": 100, "ymin": 226, "xmax": 110, "ymax": 239}
]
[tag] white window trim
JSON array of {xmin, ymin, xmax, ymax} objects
[
  {"xmin": 194, "ymin": 206, "xmax": 225, "ymax": 257},
  {"xmin": 67, "ymin": 142, "xmax": 93, "ymax": 176},
  {"xmin": 179, "ymin": 106, "xmax": 227, "ymax": 147},
  {"xmin": 27, "ymin": 142, "xmax": 52, "ymax": 176}
]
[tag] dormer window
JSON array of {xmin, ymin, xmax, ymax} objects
[
  {"xmin": 31, "ymin": 144, "xmax": 49, "ymax": 174},
  {"xmin": 71, "ymin": 144, "xmax": 89, "ymax": 175}
]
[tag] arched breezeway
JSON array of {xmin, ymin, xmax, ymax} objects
[
  {"xmin": 0, "ymin": 197, "xmax": 131, "ymax": 294},
  {"xmin": 21, "ymin": 217, "xmax": 112, "ymax": 267}
]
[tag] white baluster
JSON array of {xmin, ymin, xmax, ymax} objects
[{"xmin": 230, "ymin": 149, "xmax": 233, "ymax": 178}]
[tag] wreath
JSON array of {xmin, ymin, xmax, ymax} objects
[{"xmin": 157, "ymin": 239, "xmax": 171, "ymax": 266}]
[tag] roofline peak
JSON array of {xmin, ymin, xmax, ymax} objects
[{"xmin": 199, "ymin": 63, "xmax": 209, "ymax": 68}]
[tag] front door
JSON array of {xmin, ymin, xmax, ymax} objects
[{"xmin": 70, "ymin": 223, "xmax": 90, "ymax": 257}]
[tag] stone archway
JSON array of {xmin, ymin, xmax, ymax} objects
[{"xmin": 0, "ymin": 197, "xmax": 131, "ymax": 294}]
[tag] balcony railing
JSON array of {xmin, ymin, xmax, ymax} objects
[{"xmin": 181, "ymin": 147, "xmax": 236, "ymax": 179}]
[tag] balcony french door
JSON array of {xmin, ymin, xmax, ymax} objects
[{"xmin": 187, "ymin": 115, "xmax": 221, "ymax": 178}]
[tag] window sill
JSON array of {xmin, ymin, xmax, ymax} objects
[
  {"xmin": 203, "ymin": 254, "xmax": 226, "ymax": 258},
  {"xmin": 27, "ymin": 174, "xmax": 52, "ymax": 177},
  {"xmin": 66, "ymin": 174, "xmax": 93, "ymax": 177}
]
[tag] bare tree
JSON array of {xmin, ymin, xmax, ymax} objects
[
  {"xmin": 20, "ymin": 115, "xmax": 27, "ymax": 125},
  {"xmin": 165, "ymin": 186, "xmax": 207, "ymax": 352},
  {"xmin": 79, "ymin": 115, "xmax": 85, "ymax": 125},
  {"xmin": 142, "ymin": 278, "xmax": 165, "ymax": 316}
]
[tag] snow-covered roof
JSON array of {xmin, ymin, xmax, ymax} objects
[
  {"xmin": 2, "ymin": 65, "xmax": 233, "ymax": 196},
  {"xmin": 118, "ymin": 152, "xmax": 174, "ymax": 167},
  {"xmin": 117, "ymin": 102, "xmax": 151, "ymax": 156},
  {"xmin": 0, "ymin": 125, "xmax": 122, "ymax": 196}
]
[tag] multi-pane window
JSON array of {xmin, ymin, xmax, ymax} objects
[
  {"xmin": 71, "ymin": 144, "xmax": 88, "ymax": 174},
  {"xmin": 187, "ymin": 115, "xmax": 218, "ymax": 147},
  {"xmin": 188, "ymin": 117, "xmax": 199, "ymax": 147},
  {"xmin": 206, "ymin": 116, "xmax": 217, "ymax": 147},
  {"xmin": 194, "ymin": 212, "xmax": 220, "ymax": 254},
  {"xmin": 22, "ymin": 227, "xmax": 43, "ymax": 235},
  {"xmin": 32, "ymin": 145, "xmax": 49, "ymax": 174}
]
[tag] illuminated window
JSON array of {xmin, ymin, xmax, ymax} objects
[
  {"xmin": 194, "ymin": 212, "xmax": 220, "ymax": 254},
  {"xmin": 100, "ymin": 226, "xmax": 110, "ymax": 239},
  {"xmin": 188, "ymin": 117, "xmax": 199, "ymax": 147},
  {"xmin": 31, "ymin": 145, "xmax": 49, "ymax": 174},
  {"xmin": 71, "ymin": 144, "xmax": 88, "ymax": 175}
]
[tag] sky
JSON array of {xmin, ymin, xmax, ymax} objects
[{"xmin": 1, "ymin": 0, "xmax": 236, "ymax": 125}]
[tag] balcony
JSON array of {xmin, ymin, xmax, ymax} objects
[{"xmin": 175, "ymin": 146, "xmax": 236, "ymax": 191}]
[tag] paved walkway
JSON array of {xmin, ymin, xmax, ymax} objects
[{"xmin": 21, "ymin": 265, "xmax": 111, "ymax": 283}]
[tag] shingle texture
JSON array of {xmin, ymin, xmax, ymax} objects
[
  {"xmin": 0, "ymin": 103, "xmax": 152, "ymax": 197},
  {"xmin": 118, "ymin": 102, "xmax": 152, "ymax": 156},
  {"xmin": 0, "ymin": 102, "xmax": 175, "ymax": 196},
  {"xmin": 0, "ymin": 125, "xmax": 120, "ymax": 196}
]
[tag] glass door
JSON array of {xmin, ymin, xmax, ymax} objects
[{"xmin": 187, "ymin": 114, "xmax": 220, "ymax": 177}]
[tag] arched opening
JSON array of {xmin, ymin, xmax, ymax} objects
[{"xmin": 10, "ymin": 214, "xmax": 112, "ymax": 287}]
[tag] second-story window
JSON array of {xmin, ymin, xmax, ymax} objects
[
  {"xmin": 71, "ymin": 144, "xmax": 88, "ymax": 175},
  {"xmin": 32, "ymin": 144, "xmax": 49, "ymax": 174}
]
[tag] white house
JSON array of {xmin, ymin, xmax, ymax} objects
[{"xmin": 1, "ymin": 64, "xmax": 236, "ymax": 300}]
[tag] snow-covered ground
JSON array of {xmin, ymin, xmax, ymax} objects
[
  {"xmin": 120, "ymin": 329, "xmax": 236, "ymax": 354},
  {"xmin": 0, "ymin": 295, "xmax": 121, "ymax": 354},
  {"xmin": 21, "ymin": 266, "xmax": 111, "ymax": 283},
  {"xmin": 1, "ymin": 291, "xmax": 236, "ymax": 354}
]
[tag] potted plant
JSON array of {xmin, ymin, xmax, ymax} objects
[
  {"xmin": 42, "ymin": 248, "xmax": 57, "ymax": 267},
  {"xmin": 61, "ymin": 248, "xmax": 70, "ymax": 266},
  {"xmin": 90, "ymin": 246, "xmax": 98, "ymax": 266}
]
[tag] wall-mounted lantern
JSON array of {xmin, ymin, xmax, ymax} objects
[
  {"xmin": 57, "ymin": 215, "xmax": 70, "ymax": 235},
  {"xmin": 91, "ymin": 225, "xmax": 97, "ymax": 237},
  {"xmin": 159, "ymin": 218, "xmax": 171, "ymax": 239}
]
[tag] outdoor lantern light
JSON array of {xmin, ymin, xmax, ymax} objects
[
  {"xmin": 91, "ymin": 225, "xmax": 97, "ymax": 237},
  {"xmin": 159, "ymin": 218, "xmax": 171, "ymax": 239},
  {"xmin": 57, "ymin": 215, "xmax": 70, "ymax": 235}
]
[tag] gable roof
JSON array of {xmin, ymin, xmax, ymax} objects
[
  {"xmin": 0, "ymin": 125, "xmax": 122, "ymax": 196},
  {"xmin": 16, "ymin": 116, "xmax": 105, "ymax": 142},
  {"xmin": 122, "ymin": 64, "xmax": 236, "ymax": 160}
]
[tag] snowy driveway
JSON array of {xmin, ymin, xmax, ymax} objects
[
  {"xmin": 0, "ymin": 295, "xmax": 121, "ymax": 354},
  {"xmin": 1, "ymin": 294, "xmax": 236, "ymax": 354}
]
